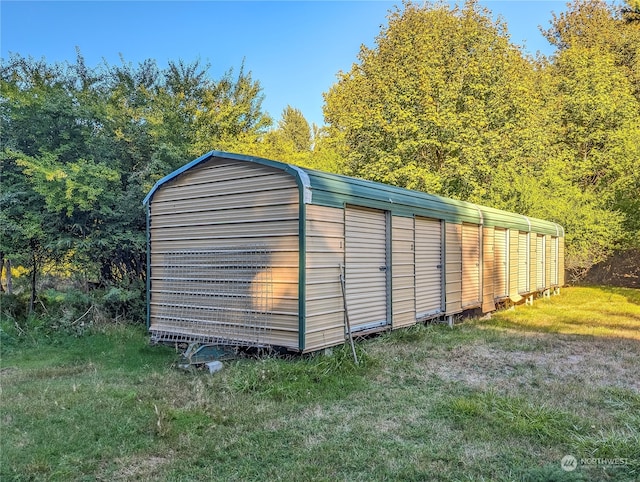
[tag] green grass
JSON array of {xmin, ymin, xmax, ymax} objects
[
  {"xmin": 1, "ymin": 286, "xmax": 639, "ymax": 481},
  {"xmin": 483, "ymin": 286, "xmax": 640, "ymax": 340}
]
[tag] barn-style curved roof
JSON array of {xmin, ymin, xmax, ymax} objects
[{"xmin": 143, "ymin": 150, "xmax": 564, "ymax": 236}]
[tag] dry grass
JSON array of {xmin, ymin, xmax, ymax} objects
[{"xmin": 1, "ymin": 286, "xmax": 638, "ymax": 481}]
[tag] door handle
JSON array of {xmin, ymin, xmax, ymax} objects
[{"xmin": 379, "ymin": 266, "xmax": 387, "ymax": 272}]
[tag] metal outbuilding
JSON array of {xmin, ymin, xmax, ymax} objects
[{"xmin": 143, "ymin": 151, "xmax": 564, "ymax": 353}]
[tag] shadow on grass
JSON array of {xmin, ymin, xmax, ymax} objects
[
  {"xmin": 595, "ymin": 285, "xmax": 640, "ymax": 306},
  {"xmin": 482, "ymin": 316, "xmax": 640, "ymax": 342}
]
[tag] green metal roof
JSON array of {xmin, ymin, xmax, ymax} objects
[{"xmin": 143, "ymin": 150, "xmax": 564, "ymax": 236}]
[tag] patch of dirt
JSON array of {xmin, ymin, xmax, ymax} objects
[
  {"xmin": 106, "ymin": 452, "xmax": 174, "ymax": 481},
  {"xmin": 579, "ymin": 249, "xmax": 640, "ymax": 288}
]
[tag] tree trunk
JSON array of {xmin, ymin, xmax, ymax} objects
[
  {"xmin": 6, "ymin": 259, "xmax": 13, "ymax": 295},
  {"xmin": 0, "ymin": 251, "xmax": 4, "ymax": 292},
  {"xmin": 29, "ymin": 253, "xmax": 37, "ymax": 315}
]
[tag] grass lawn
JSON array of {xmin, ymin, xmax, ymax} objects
[{"xmin": 1, "ymin": 286, "xmax": 639, "ymax": 481}]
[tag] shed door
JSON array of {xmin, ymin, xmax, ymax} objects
[
  {"xmin": 550, "ymin": 237, "xmax": 558, "ymax": 285},
  {"xmin": 536, "ymin": 235, "xmax": 545, "ymax": 290},
  {"xmin": 518, "ymin": 231, "xmax": 530, "ymax": 294},
  {"xmin": 415, "ymin": 217, "xmax": 443, "ymax": 319},
  {"xmin": 461, "ymin": 223, "xmax": 481, "ymax": 308},
  {"xmin": 494, "ymin": 228, "xmax": 508, "ymax": 298},
  {"xmin": 345, "ymin": 207, "xmax": 388, "ymax": 332}
]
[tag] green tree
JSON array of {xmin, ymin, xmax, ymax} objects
[
  {"xmin": 192, "ymin": 62, "xmax": 272, "ymax": 154},
  {"xmin": 1, "ymin": 52, "xmax": 275, "ymax": 317},
  {"xmin": 277, "ymin": 106, "xmax": 312, "ymax": 152},
  {"xmin": 322, "ymin": 0, "xmax": 639, "ymax": 277},
  {"xmin": 323, "ymin": 0, "xmax": 545, "ymax": 203},
  {"xmin": 544, "ymin": 0, "xmax": 640, "ymax": 103},
  {"xmin": 543, "ymin": 0, "xmax": 640, "ymax": 262},
  {"xmin": 0, "ymin": 57, "xmax": 80, "ymax": 307},
  {"xmin": 304, "ymin": 125, "xmax": 345, "ymax": 173},
  {"xmin": 248, "ymin": 106, "xmax": 312, "ymax": 164},
  {"xmin": 227, "ymin": 105, "xmax": 344, "ymax": 174},
  {"xmin": 0, "ymin": 153, "xmax": 51, "ymax": 311},
  {"xmin": 623, "ymin": 0, "xmax": 640, "ymax": 23}
]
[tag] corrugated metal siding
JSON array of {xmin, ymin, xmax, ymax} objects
[
  {"xmin": 344, "ymin": 207, "xmax": 388, "ymax": 331},
  {"xmin": 304, "ymin": 205, "xmax": 345, "ymax": 351},
  {"xmin": 494, "ymin": 228, "xmax": 508, "ymax": 298},
  {"xmin": 392, "ymin": 216, "xmax": 416, "ymax": 328},
  {"xmin": 536, "ymin": 235, "xmax": 545, "ymax": 290},
  {"xmin": 546, "ymin": 236, "xmax": 552, "ymax": 288},
  {"xmin": 145, "ymin": 151, "xmax": 567, "ymax": 352},
  {"xmin": 462, "ymin": 223, "xmax": 481, "ymax": 308},
  {"xmin": 148, "ymin": 158, "xmax": 300, "ymax": 349},
  {"xmin": 558, "ymin": 237, "xmax": 565, "ymax": 286},
  {"xmin": 551, "ymin": 237, "xmax": 559, "ymax": 286},
  {"xmin": 415, "ymin": 217, "xmax": 443, "ymax": 320},
  {"xmin": 482, "ymin": 227, "xmax": 495, "ymax": 312},
  {"xmin": 445, "ymin": 223, "xmax": 463, "ymax": 314},
  {"xmin": 509, "ymin": 229, "xmax": 520, "ymax": 299},
  {"xmin": 517, "ymin": 231, "xmax": 530, "ymax": 294},
  {"xmin": 529, "ymin": 233, "xmax": 537, "ymax": 293}
]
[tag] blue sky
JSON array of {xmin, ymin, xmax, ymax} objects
[{"xmin": 1, "ymin": 1, "xmax": 568, "ymax": 128}]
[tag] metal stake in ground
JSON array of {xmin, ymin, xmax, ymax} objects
[{"xmin": 339, "ymin": 264, "xmax": 359, "ymax": 365}]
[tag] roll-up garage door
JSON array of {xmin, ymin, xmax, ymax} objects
[
  {"xmin": 415, "ymin": 217, "xmax": 443, "ymax": 319},
  {"xmin": 550, "ymin": 237, "xmax": 558, "ymax": 285},
  {"xmin": 494, "ymin": 228, "xmax": 508, "ymax": 298},
  {"xmin": 536, "ymin": 235, "xmax": 545, "ymax": 290},
  {"xmin": 345, "ymin": 207, "xmax": 388, "ymax": 332},
  {"xmin": 461, "ymin": 223, "xmax": 481, "ymax": 308},
  {"xmin": 518, "ymin": 231, "xmax": 530, "ymax": 294}
]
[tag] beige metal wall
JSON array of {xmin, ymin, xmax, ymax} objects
[
  {"xmin": 493, "ymin": 228, "xmax": 508, "ymax": 299},
  {"xmin": 392, "ymin": 216, "xmax": 417, "ymax": 328},
  {"xmin": 482, "ymin": 227, "xmax": 495, "ymax": 312},
  {"xmin": 415, "ymin": 217, "xmax": 443, "ymax": 320},
  {"xmin": 551, "ymin": 236, "xmax": 559, "ymax": 286},
  {"xmin": 304, "ymin": 205, "xmax": 346, "ymax": 351},
  {"xmin": 529, "ymin": 233, "xmax": 537, "ymax": 294},
  {"xmin": 509, "ymin": 229, "xmax": 520, "ymax": 300},
  {"xmin": 445, "ymin": 223, "xmax": 463, "ymax": 313},
  {"xmin": 558, "ymin": 237, "xmax": 565, "ymax": 286},
  {"xmin": 536, "ymin": 235, "xmax": 545, "ymax": 290},
  {"xmin": 546, "ymin": 236, "xmax": 552, "ymax": 288},
  {"xmin": 461, "ymin": 223, "xmax": 481, "ymax": 308},
  {"xmin": 149, "ymin": 158, "xmax": 300, "ymax": 348},
  {"xmin": 344, "ymin": 207, "xmax": 389, "ymax": 332},
  {"xmin": 517, "ymin": 231, "xmax": 530, "ymax": 294}
]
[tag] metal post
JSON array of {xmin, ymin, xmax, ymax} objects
[{"xmin": 339, "ymin": 264, "xmax": 359, "ymax": 365}]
